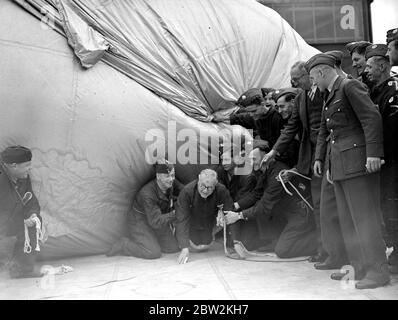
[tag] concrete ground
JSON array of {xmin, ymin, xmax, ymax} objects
[{"xmin": 0, "ymin": 242, "xmax": 397, "ymax": 300}]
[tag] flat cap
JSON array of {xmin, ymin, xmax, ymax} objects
[
  {"xmin": 154, "ymin": 160, "xmax": 174, "ymax": 174},
  {"xmin": 1, "ymin": 146, "xmax": 32, "ymax": 164},
  {"xmin": 365, "ymin": 44, "xmax": 388, "ymax": 60},
  {"xmin": 237, "ymin": 88, "xmax": 263, "ymax": 107},
  {"xmin": 386, "ymin": 28, "xmax": 398, "ymax": 44},
  {"xmin": 305, "ymin": 53, "xmax": 336, "ymax": 72},
  {"xmin": 345, "ymin": 41, "xmax": 372, "ymax": 55},
  {"xmin": 274, "ymin": 87, "xmax": 300, "ymax": 102},
  {"xmin": 325, "ymin": 50, "xmax": 344, "ymax": 64}
]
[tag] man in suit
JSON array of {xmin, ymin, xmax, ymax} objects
[
  {"xmin": 309, "ymin": 53, "xmax": 390, "ymax": 289},
  {"xmin": 365, "ymin": 43, "xmax": 398, "ymax": 274}
]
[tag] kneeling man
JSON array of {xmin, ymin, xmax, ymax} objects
[
  {"xmin": 107, "ymin": 161, "xmax": 183, "ymax": 259},
  {"xmin": 175, "ymin": 169, "xmax": 233, "ymax": 264},
  {"xmin": 224, "ymin": 145, "xmax": 317, "ymax": 258}
]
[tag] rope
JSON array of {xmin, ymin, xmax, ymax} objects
[
  {"xmin": 23, "ymin": 215, "xmax": 43, "ymax": 254},
  {"xmin": 277, "ymin": 169, "xmax": 313, "ymax": 211}
]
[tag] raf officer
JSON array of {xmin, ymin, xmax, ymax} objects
[
  {"xmin": 309, "ymin": 53, "xmax": 389, "ymax": 289},
  {"xmin": 365, "ymin": 43, "xmax": 398, "ymax": 274}
]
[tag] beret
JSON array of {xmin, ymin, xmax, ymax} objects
[
  {"xmin": 237, "ymin": 88, "xmax": 263, "ymax": 107},
  {"xmin": 324, "ymin": 50, "xmax": 344, "ymax": 64},
  {"xmin": 154, "ymin": 160, "xmax": 174, "ymax": 174},
  {"xmin": 345, "ymin": 41, "xmax": 372, "ymax": 55},
  {"xmin": 305, "ymin": 53, "xmax": 336, "ymax": 72},
  {"xmin": 274, "ymin": 87, "xmax": 300, "ymax": 102},
  {"xmin": 365, "ymin": 44, "xmax": 388, "ymax": 60},
  {"xmin": 1, "ymin": 145, "xmax": 32, "ymax": 164},
  {"xmin": 386, "ymin": 28, "xmax": 398, "ymax": 44}
]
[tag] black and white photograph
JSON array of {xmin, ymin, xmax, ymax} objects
[{"xmin": 0, "ymin": 0, "xmax": 397, "ymax": 304}]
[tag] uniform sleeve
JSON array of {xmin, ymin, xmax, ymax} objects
[
  {"xmin": 230, "ymin": 112, "xmax": 255, "ymax": 129},
  {"xmin": 24, "ymin": 177, "xmax": 41, "ymax": 220},
  {"xmin": 142, "ymin": 196, "xmax": 175, "ymax": 230},
  {"xmin": 175, "ymin": 188, "xmax": 192, "ymax": 249},
  {"xmin": 236, "ymin": 174, "xmax": 264, "ymax": 210},
  {"xmin": 273, "ymin": 92, "xmax": 302, "ymax": 154},
  {"xmin": 242, "ymin": 166, "xmax": 284, "ymax": 220},
  {"xmin": 234, "ymin": 174, "xmax": 257, "ymax": 209},
  {"xmin": 344, "ymin": 80, "xmax": 384, "ymax": 158},
  {"xmin": 314, "ymin": 105, "xmax": 328, "ymax": 162}
]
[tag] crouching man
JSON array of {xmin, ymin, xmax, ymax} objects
[
  {"xmin": 175, "ymin": 169, "xmax": 233, "ymax": 264},
  {"xmin": 0, "ymin": 146, "xmax": 44, "ymax": 278},
  {"xmin": 224, "ymin": 145, "xmax": 318, "ymax": 258},
  {"xmin": 107, "ymin": 161, "xmax": 183, "ymax": 259}
]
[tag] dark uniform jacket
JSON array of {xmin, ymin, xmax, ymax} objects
[
  {"xmin": 315, "ymin": 76, "xmax": 384, "ymax": 181},
  {"xmin": 370, "ymin": 77, "xmax": 398, "ymax": 162},
  {"xmin": 0, "ymin": 167, "xmax": 41, "ymax": 240},
  {"xmin": 230, "ymin": 108, "xmax": 284, "ymax": 148},
  {"xmin": 241, "ymin": 160, "xmax": 306, "ymax": 238},
  {"xmin": 273, "ymin": 88, "xmax": 324, "ymax": 175},
  {"xmin": 175, "ymin": 180, "xmax": 233, "ymax": 248},
  {"xmin": 130, "ymin": 179, "xmax": 184, "ymax": 230},
  {"xmin": 216, "ymin": 166, "xmax": 257, "ymax": 209}
]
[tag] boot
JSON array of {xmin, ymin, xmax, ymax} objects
[
  {"xmin": 355, "ymin": 264, "xmax": 390, "ymax": 290},
  {"xmin": 388, "ymin": 248, "xmax": 398, "ymax": 274}
]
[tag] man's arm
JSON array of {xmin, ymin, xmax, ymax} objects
[
  {"xmin": 175, "ymin": 188, "xmax": 192, "ymax": 249},
  {"xmin": 230, "ymin": 112, "xmax": 255, "ymax": 129},
  {"xmin": 235, "ymin": 173, "xmax": 265, "ymax": 210},
  {"xmin": 344, "ymin": 80, "xmax": 384, "ymax": 158},
  {"xmin": 233, "ymin": 174, "xmax": 258, "ymax": 209},
  {"xmin": 142, "ymin": 196, "xmax": 175, "ymax": 230},
  {"xmin": 273, "ymin": 91, "xmax": 303, "ymax": 155}
]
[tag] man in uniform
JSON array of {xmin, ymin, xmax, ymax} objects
[
  {"xmin": 175, "ymin": 169, "xmax": 233, "ymax": 264},
  {"xmin": 107, "ymin": 161, "xmax": 183, "ymax": 259},
  {"xmin": 0, "ymin": 146, "xmax": 44, "ymax": 278},
  {"xmin": 387, "ymin": 28, "xmax": 398, "ymax": 66},
  {"xmin": 345, "ymin": 40, "xmax": 373, "ymax": 90},
  {"xmin": 309, "ymin": 53, "xmax": 389, "ymax": 289},
  {"xmin": 261, "ymin": 61, "xmax": 336, "ymax": 263},
  {"xmin": 325, "ymin": 50, "xmax": 349, "ymax": 78},
  {"xmin": 365, "ymin": 43, "xmax": 398, "ymax": 274},
  {"xmin": 223, "ymin": 145, "xmax": 317, "ymax": 258}
]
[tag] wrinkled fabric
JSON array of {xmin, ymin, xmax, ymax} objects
[
  {"xmin": 1, "ymin": 0, "xmax": 318, "ymax": 258},
  {"xmin": 13, "ymin": 0, "xmax": 318, "ymax": 121}
]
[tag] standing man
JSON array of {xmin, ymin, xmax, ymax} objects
[
  {"xmin": 345, "ymin": 40, "xmax": 373, "ymax": 90},
  {"xmin": 365, "ymin": 43, "xmax": 398, "ymax": 274},
  {"xmin": 107, "ymin": 161, "xmax": 183, "ymax": 259},
  {"xmin": 309, "ymin": 53, "xmax": 389, "ymax": 289},
  {"xmin": 0, "ymin": 146, "xmax": 43, "ymax": 278},
  {"xmin": 175, "ymin": 169, "xmax": 233, "ymax": 264},
  {"xmin": 387, "ymin": 28, "xmax": 398, "ymax": 66},
  {"xmin": 261, "ymin": 61, "xmax": 336, "ymax": 264}
]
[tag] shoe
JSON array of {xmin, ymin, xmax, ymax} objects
[
  {"xmin": 355, "ymin": 265, "xmax": 390, "ymax": 290},
  {"xmin": 106, "ymin": 238, "xmax": 125, "ymax": 257},
  {"xmin": 331, "ymin": 269, "xmax": 366, "ymax": 281},
  {"xmin": 314, "ymin": 258, "xmax": 346, "ymax": 270},
  {"xmin": 308, "ymin": 252, "xmax": 327, "ymax": 263}
]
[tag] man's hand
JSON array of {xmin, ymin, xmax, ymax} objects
[
  {"xmin": 178, "ymin": 248, "xmax": 189, "ymax": 264},
  {"xmin": 313, "ymin": 160, "xmax": 323, "ymax": 177},
  {"xmin": 278, "ymin": 168, "xmax": 298, "ymax": 183},
  {"xmin": 366, "ymin": 157, "xmax": 381, "ymax": 173},
  {"xmin": 224, "ymin": 211, "xmax": 242, "ymax": 225},
  {"xmin": 24, "ymin": 214, "xmax": 38, "ymax": 227},
  {"xmin": 216, "ymin": 211, "xmax": 224, "ymax": 227},
  {"xmin": 233, "ymin": 202, "xmax": 240, "ymax": 211},
  {"xmin": 261, "ymin": 150, "xmax": 277, "ymax": 168}
]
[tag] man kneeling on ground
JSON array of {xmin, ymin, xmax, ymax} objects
[
  {"xmin": 107, "ymin": 161, "xmax": 183, "ymax": 259},
  {"xmin": 223, "ymin": 145, "xmax": 318, "ymax": 258},
  {"xmin": 175, "ymin": 169, "xmax": 233, "ymax": 264}
]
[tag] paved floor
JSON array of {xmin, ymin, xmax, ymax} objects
[{"xmin": 1, "ymin": 242, "xmax": 397, "ymax": 300}]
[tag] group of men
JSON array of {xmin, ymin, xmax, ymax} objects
[{"xmin": 1, "ymin": 28, "xmax": 397, "ymax": 291}]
